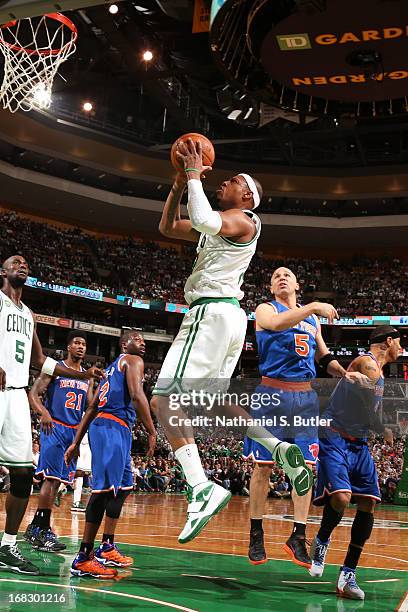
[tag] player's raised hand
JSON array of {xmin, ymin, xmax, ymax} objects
[
  {"xmin": 84, "ymin": 365, "xmax": 105, "ymax": 381},
  {"xmin": 0, "ymin": 367, "xmax": 5, "ymax": 391},
  {"xmin": 176, "ymin": 139, "xmax": 212, "ymax": 177},
  {"xmin": 311, "ymin": 302, "xmax": 339, "ymax": 324},
  {"xmin": 64, "ymin": 443, "xmax": 80, "ymax": 466},
  {"xmin": 40, "ymin": 409, "xmax": 54, "ymax": 435}
]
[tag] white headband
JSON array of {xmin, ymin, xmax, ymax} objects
[{"xmin": 239, "ymin": 173, "xmax": 260, "ymax": 209}]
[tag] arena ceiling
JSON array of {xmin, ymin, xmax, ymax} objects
[{"xmin": 0, "ymin": 0, "xmax": 408, "ymax": 218}]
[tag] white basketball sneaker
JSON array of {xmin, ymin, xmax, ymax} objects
[
  {"xmin": 273, "ymin": 441, "xmax": 313, "ymax": 496},
  {"xmin": 309, "ymin": 535, "xmax": 330, "ymax": 577},
  {"xmin": 178, "ymin": 481, "xmax": 231, "ymax": 544},
  {"xmin": 337, "ymin": 567, "xmax": 365, "ymax": 600}
]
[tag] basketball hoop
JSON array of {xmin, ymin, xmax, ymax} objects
[
  {"xmin": 0, "ymin": 13, "xmax": 77, "ymax": 113},
  {"xmin": 399, "ymin": 419, "xmax": 408, "ymax": 437}
]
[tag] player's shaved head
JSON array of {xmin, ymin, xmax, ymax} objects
[
  {"xmin": 120, "ymin": 329, "xmax": 143, "ymax": 346},
  {"xmin": 2, "ymin": 254, "xmax": 28, "ymax": 270},
  {"xmin": 1, "ymin": 254, "xmax": 29, "ymax": 289},
  {"xmin": 270, "ymin": 266, "xmax": 299, "ymax": 302},
  {"xmin": 120, "ymin": 329, "xmax": 146, "ymax": 357},
  {"xmin": 271, "ymin": 267, "xmax": 297, "ymax": 283}
]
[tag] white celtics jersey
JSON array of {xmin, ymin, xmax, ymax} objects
[
  {"xmin": 0, "ymin": 289, "xmax": 34, "ymax": 387},
  {"xmin": 184, "ymin": 210, "xmax": 261, "ymax": 305}
]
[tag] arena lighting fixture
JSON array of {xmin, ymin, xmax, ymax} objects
[
  {"xmin": 142, "ymin": 50, "xmax": 153, "ymax": 62},
  {"xmin": 82, "ymin": 101, "xmax": 93, "ymax": 112},
  {"xmin": 227, "ymin": 109, "xmax": 242, "ymax": 120},
  {"xmin": 108, "ymin": 3, "xmax": 119, "ymax": 14},
  {"xmin": 32, "ymin": 83, "xmax": 52, "ymax": 108}
]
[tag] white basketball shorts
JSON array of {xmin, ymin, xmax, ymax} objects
[
  {"xmin": 0, "ymin": 389, "xmax": 33, "ymax": 467},
  {"xmin": 153, "ymin": 300, "xmax": 247, "ymax": 396}
]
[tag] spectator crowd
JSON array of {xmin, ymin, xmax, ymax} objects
[{"xmin": 2, "ymin": 209, "xmax": 408, "ymax": 314}]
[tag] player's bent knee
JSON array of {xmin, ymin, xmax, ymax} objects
[
  {"xmin": 105, "ymin": 490, "xmax": 131, "ymax": 519},
  {"xmin": 356, "ymin": 497, "xmax": 375, "ymax": 513},
  {"xmin": 331, "ymin": 491, "xmax": 350, "ymax": 511},
  {"xmin": 86, "ymin": 492, "xmax": 109, "ymax": 524},
  {"xmin": 9, "ymin": 467, "xmax": 34, "ymax": 499}
]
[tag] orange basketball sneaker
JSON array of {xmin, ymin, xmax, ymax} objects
[
  {"xmin": 71, "ymin": 551, "xmax": 118, "ymax": 578},
  {"xmin": 95, "ymin": 542, "xmax": 133, "ymax": 567}
]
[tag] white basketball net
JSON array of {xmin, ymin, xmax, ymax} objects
[
  {"xmin": 399, "ymin": 419, "xmax": 408, "ymax": 437},
  {"xmin": 0, "ymin": 13, "xmax": 77, "ymax": 113}
]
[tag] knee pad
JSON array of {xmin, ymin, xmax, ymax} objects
[
  {"xmin": 105, "ymin": 490, "xmax": 131, "ymax": 519},
  {"xmin": 351, "ymin": 510, "xmax": 374, "ymax": 547},
  {"xmin": 10, "ymin": 468, "xmax": 33, "ymax": 499},
  {"xmin": 85, "ymin": 492, "xmax": 108, "ymax": 525}
]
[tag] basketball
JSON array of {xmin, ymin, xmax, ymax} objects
[{"xmin": 170, "ymin": 132, "xmax": 215, "ymax": 172}]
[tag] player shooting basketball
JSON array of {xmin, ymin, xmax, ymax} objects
[{"xmin": 151, "ymin": 138, "xmax": 313, "ymax": 545}]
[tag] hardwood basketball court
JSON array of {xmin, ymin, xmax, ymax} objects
[{"xmin": 0, "ymin": 492, "xmax": 406, "ymax": 611}]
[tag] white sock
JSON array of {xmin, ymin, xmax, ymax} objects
[
  {"xmin": 246, "ymin": 425, "xmax": 285, "ymax": 457},
  {"xmin": 73, "ymin": 477, "xmax": 83, "ymax": 504},
  {"xmin": 175, "ymin": 444, "xmax": 208, "ymax": 487},
  {"xmin": 1, "ymin": 533, "xmax": 17, "ymax": 547}
]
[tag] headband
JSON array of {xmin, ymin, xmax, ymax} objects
[
  {"xmin": 239, "ymin": 173, "xmax": 260, "ymax": 209},
  {"xmin": 369, "ymin": 327, "xmax": 400, "ymax": 344}
]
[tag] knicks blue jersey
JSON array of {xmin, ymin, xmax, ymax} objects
[
  {"xmin": 256, "ymin": 301, "xmax": 318, "ymax": 380},
  {"xmin": 45, "ymin": 361, "xmax": 89, "ymax": 426},
  {"xmin": 97, "ymin": 354, "xmax": 135, "ymax": 427},
  {"xmin": 324, "ymin": 352, "xmax": 384, "ymax": 440}
]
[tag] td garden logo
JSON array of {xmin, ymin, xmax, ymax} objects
[
  {"xmin": 277, "ymin": 27, "xmax": 408, "ymax": 50},
  {"xmin": 277, "ymin": 33, "xmax": 311, "ymax": 50}
]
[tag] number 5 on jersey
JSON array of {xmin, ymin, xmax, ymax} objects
[{"xmin": 294, "ymin": 333, "xmax": 310, "ymax": 357}]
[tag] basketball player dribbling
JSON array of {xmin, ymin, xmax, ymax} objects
[
  {"xmin": 0, "ymin": 255, "xmax": 102, "ymax": 575},
  {"xmin": 151, "ymin": 139, "xmax": 314, "ymax": 544}
]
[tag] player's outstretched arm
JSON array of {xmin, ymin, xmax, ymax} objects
[
  {"xmin": 123, "ymin": 355, "xmax": 157, "ymax": 457},
  {"xmin": 255, "ymin": 301, "xmax": 338, "ymax": 333},
  {"xmin": 159, "ymin": 173, "xmax": 200, "ymax": 243},
  {"xmin": 28, "ymin": 373, "xmax": 54, "ymax": 435},
  {"xmin": 30, "ymin": 325, "xmax": 104, "ymax": 382}
]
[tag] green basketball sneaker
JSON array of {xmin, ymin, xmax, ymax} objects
[
  {"xmin": 274, "ymin": 442, "xmax": 313, "ymax": 496},
  {"xmin": 0, "ymin": 544, "xmax": 40, "ymax": 575},
  {"xmin": 178, "ymin": 482, "xmax": 231, "ymax": 544}
]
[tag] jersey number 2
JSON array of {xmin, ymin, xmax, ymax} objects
[
  {"xmin": 294, "ymin": 334, "xmax": 310, "ymax": 357},
  {"xmin": 98, "ymin": 381, "xmax": 110, "ymax": 408}
]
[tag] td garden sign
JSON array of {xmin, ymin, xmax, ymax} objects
[
  {"xmin": 276, "ymin": 28, "xmax": 408, "ymax": 51},
  {"xmin": 260, "ymin": 0, "xmax": 408, "ymax": 102}
]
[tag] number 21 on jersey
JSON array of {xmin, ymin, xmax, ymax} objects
[{"xmin": 294, "ymin": 333, "xmax": 310, "ymax": 357}]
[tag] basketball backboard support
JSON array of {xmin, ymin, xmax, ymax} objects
[{"xmin": 0, "ymin": 0, "xmax": 123, "ymax": 21}]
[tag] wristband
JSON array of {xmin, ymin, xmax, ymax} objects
[
  {"xmin": 185, "ymin": 168, "xmax": 201, "ymax": 173},
  {"xmin": 41, "ymin": 356, "xmax": 58, "ymax": 376},
  {"xmin": 319, "ymin": 353, "xmax": 336, "ymax": 372}
]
